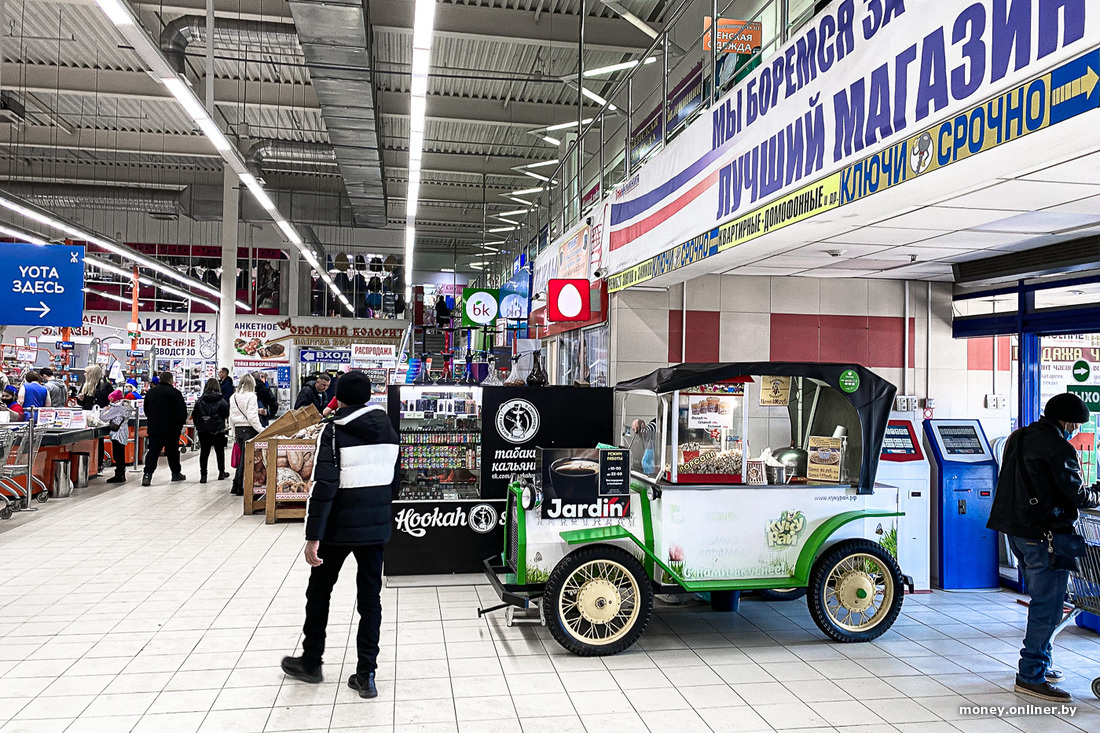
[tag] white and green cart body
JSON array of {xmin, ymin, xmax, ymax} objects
[{"xmin": 484, "ymin": 362, "xmax": 913, "ymax": 656}]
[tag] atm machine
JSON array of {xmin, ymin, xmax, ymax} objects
[
  {"xmin": 877, "ymin": 418, "xmax": 931, "ymax": 592},
  {"xmin": 923, "ymin": 419, "xmax": 1000, "ymax": 590}
]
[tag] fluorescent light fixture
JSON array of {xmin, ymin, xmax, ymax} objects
[
  {"xmin": 522, "ymin": 171, "xmax": 551, "ymax": 182},
  {"xmin": 155, "ymin": 281, "xmax": 218, "ymax": 311},
  {"xmin": 580, "ymin": 87, "xmax": 617, "ymax": 111},
  {"xmin": 545, "ymin": 118, "xmax": 593, "ymax": 132},
  {"xmin": 541, "ymin": 136, "xmax": 561, "ymax": 146},
  {"xmin": 497, "ymin": 209, "xmax": 529, "ymax": 217},
  {"xmin": 162, "ymin": 77, "xmax": 208, "ymax": 122},
  {"xmin": 488, "ymin": 226, "xmax": 517, "ymax": 233},
  {"xmin": 525, "ymin": 159, "xmax": 559, "ymax": 169},
  {"xmin": 510, "ymin": 187, "xmax": 544, "ymax": 196},
  {"xmin": 0, "ymin": 223, "xmax": 48, "ymax": 245},
  {"xmin": 276, "ymin": 219, "xmax": 302, "ymax": 245},
  {"xmin": 94, "ymin": 0, "xmax": 134, "ymax": 26},
  {"xmin": 86, "ymin": 256, "xmax": 133, "ymax": 280},
  {"xmin": 196, "ymin": 118, "xmax": 231, "ymax": 151},
  {"xmin": 506, "ymin": 196, "xmax": 536, "ymax": 208},
  {"xmin": 583, "ymin": 58, "xmax": 656, "ymax": 77},
  {"xmin": 441, "ymin": 268, "xmax": 455, "ymax": 273},
  {"xmin": 83, "ymin": 287, "xmax": 132, "ymax": 306},
  {"xmin": 404, "ymin": 0, "xmax": 436, "ymax": 295}
]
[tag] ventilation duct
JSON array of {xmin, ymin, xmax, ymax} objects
[
  {"xmin": 287, "ymin": 0, "xmax": 387, "ymax": 227},
  {"xmin": 1, "ymin": 182, "xmax": 180, "ymax": 216},
  {"xmin": 245, "ymin": 140, "xmax": 338, "ymax": 175},
  {"xmin": 161, "ymin": 16, "xmax": 299, "ymax": 73},
  {"xmin": 953, "ymin": 235, "xmax": 1100, "ymax": 284}
]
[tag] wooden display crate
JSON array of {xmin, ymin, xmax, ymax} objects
[
  {"xmin": 241, "ymin": 405, "xmax": 321, "ymax": 517},
  {"xmin": 264, "ymin": 438, "xmax": 316, "ymax": 524}
]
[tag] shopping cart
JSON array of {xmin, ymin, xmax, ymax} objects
[
  {"xmin": 1056, "ymin": 509, "xmax": 1100, "ymax": 699},
  {"xmin": 0, "ymin": 422, "xmax": 47, "ymax": 519}
]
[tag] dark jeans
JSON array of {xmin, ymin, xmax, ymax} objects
[
  {"xmin": 1009, "ymin": 535, "xmax": 1071, "ymax": 684},
  {"xmin": 301, "ymin": 543, "xmax": 385, "ymax": 676},
  {"xmin": 198, "ymin": 431, "xmax": 226, "ymax": 475},
  {"xmin": 111, "ymin": 440, "xmax": 127, "ymax": 478},
  {"xmin": 144, "ymin": 432, "xmax": 182, "ymax": 477}
]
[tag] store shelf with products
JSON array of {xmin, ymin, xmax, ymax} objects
[{"xmin": 392, "ymin": 385, "xmax": 483, "ymax": 502}]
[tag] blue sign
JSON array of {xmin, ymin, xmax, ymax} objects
[
  {"xmin": 56, "ymin": 341, "xmax": 74, "ymax": 350},
  {"xmin": 275, "ymin": 365, "xmax": 291, "ymax": 388},
  {"xmin": 126, "ymin": 350, "xmax": 144, "ymax": 357},
  {"xmin": 299, "ymin": 348, "xmax": 350, "ymax": 364},
  {"xmin": 1, "ymin": 243, "xmax": 85, "ymax": 327}
]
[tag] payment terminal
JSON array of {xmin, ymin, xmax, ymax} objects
[
  {"xmin": 878, "ymin": 419, "xmax": 931, "ymax": 592},
  {"xmin": 923, "ymin": 419, "xmax": 1000, "ymax": 590}
]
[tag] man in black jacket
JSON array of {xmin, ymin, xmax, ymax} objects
[
  {"xmin": 281, "ymin": 371, "xmax": 398, "ymax": 699},
  {"xmin": 141, "ymin": 371, "xmax": 189, "ymax": 486},
  {"xmin": 254, "ymin": 371, "xmax": 279, "ymax": 426},
  {"xmin": 989, "ymin": 393, "xmax": 1100, "ymax": 701},
  {"xmin": 294, "ymin": 373, "xmax": 330, "ymax": 411},
  {"xmin": 219, "ymin": 368, "xmax": 235, "ymax": 401}
]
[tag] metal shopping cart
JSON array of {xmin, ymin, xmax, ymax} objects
[
  {"xmin": 1054, "ymin": 509, "xmax": 1100, "ymax": 699},
  {"xmin": 0, "ymin": 422, "xmax": 47, "ymax": 519}
]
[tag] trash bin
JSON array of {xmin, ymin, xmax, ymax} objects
[
  {"xmin": 70, "ymin": 452, "xmax": 90, "ymax": 489},
  {"xmin": 51, "ymin": 459, "xmax": 73, "ymax": 498}
]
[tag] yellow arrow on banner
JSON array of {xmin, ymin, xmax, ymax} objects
[{"xmin": 1052, "ymin": 66, "xmax": 1100, "ymax": 106}]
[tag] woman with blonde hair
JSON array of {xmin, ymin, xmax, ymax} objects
[
  {"xmin": 77, "ymin": 364, "xmax": 112, "ymax": 409},
  {"xmin": 228, "ymin": 373, "xmax": 263, "ymax": 496}
]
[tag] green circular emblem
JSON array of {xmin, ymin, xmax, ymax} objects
[
  {"xmin": 1073, "ymin": 360, "xmax": 1091, "ymax": 383},
  {"xmin": 839, "ymin": 369, "xmax": 860, "ymax": 393}
]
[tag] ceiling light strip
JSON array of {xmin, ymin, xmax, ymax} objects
[
  {"xmin": 404, "ymin": 0, "xmax": 437, "ymax": 301},
  {"xmin": 92, "ymin": 0, "xmax": 349, "ymax": 313}
]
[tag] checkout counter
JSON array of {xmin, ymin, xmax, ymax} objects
[
  {"xmin": 877, "ymin": 418, "xmax": 931, "ymax": 592},
  {"xmin": 923, "ymin": 419, "xmax": 1000, "ymax": 590}
]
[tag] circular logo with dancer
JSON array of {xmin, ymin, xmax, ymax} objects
[
  {"xmin": 495, "ymin": 398, "xmax": 540, "ymax": 444},
  {"xmin": 468, "ymin": 503, "xmax": 499, "ymax": 534}
]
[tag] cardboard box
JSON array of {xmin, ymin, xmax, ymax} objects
[{"xmin": 243, "ymin": 405, "xmax": 322, "ymax": 516}]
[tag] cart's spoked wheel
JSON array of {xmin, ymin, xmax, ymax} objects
[
  {"xmin": 807, "ymin": 539, "xmax": 904, "ymax": 643},
  {"xmin": 544, "ymin": 545, "xmax": 653, "ymax": 656}
]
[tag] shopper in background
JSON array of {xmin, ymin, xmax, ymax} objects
[
  {"xmin": 219, "ymin": 367, "xmax": 235, "ymax": 401},
  {"xmin": 101, "ymin": 390, "xmax": 132, "ymax": 484},
  {"xmin": 192, "ymin": 378, "xmax": 231, "ymax": 484},
  {"xmin": 18, "ymin": 371, "xmax": 50, "ymax": 411},
  {"xmin": 281, "ymin": 371, "xmax": 399, "ymax": 700},
  {"xmin": 141, "ymin": 371, "xmax": 188, "ymax": 486},
  {"xmin": 40, "ymin": 368, "xmax": 67, "ymax": 408},
  {"xmin": 2, "ymin": 385, "xmax": 22, "ymax": 421},
  {"xmin": 254, "ymin": 371, "xmax": 279, "ymax": 427},
  {"xmin": 77, "ymin": 364, "xmax": 112, "ymax": 409},
  {"xmin": 294, "ymin": 373, "xmax": 330, "ymax": 412},
  {"xmin": 229, "ymin": 373, "xmax": 264, "ymax": 496},
  {"xmin": 989, "ymin": 393, "xmax": 1100, "ymax": 702}
]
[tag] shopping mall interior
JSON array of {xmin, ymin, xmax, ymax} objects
[{"xmin": 1, "ymin": 0, "xmax": 1100, "ymax": 731}]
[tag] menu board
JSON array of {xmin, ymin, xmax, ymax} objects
[
  {"xmin": 937, "ymin": 425, "xmax": 985, "ymax": 455},
  {"xmin": 687, "ymin": 395, "xmax": 735, "ymax": 430},
  {"xmin": 882, "ymin": 424, "xmax": 917, "ymax": 455},
  {"xmin": 759, "ymin": 376, "xmax": 791, "ymax": 407},
  {"xmin": 807, "ymin": 436, "xmax": 843, "ymax": 483}
]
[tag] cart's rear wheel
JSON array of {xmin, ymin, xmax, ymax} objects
[
  {"xmin": 807, "ymin": 539, "xmax": 903, "ymax": 642},
  {"xmin": 1091, "ymin": 677, "xmax": 1100, "ymax": 700},
  {"xmin": 35, "ymin": 490, "xmax": 48, "ymax": 503},
  {"xmin": 757, "ymin": 587, "xmax": 806, "ymax": 602},
  {"xmin": 0, "ymin": 504, "xmax": 12, "ymax": 520},
  {"xmin": 544, "ymin": 545, "xmax": 652, "ymax": 656}
]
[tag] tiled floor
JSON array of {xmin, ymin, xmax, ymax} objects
[{"xmin": 1, "ymin": 453, "xmax": 1099, "ymax": 733}]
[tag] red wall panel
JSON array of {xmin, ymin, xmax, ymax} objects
[
  {"xmin": 770, "ymin": 314, "xmax": 821, "ymax": 362},
  {"xmin": 770, "ymin": 314, "xmax": 915, "ymax": 368},
  {"xmin": 669, "ymin": 310, "xmax": 722, "ymax": 362},
  {"xmin": 967, "ymin": 336, "xmax": 1012, "ymax": 371}
]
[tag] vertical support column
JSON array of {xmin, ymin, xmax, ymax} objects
[
  {"xmin": 625, "ymin": 78, "xmax": 633, "ymax": 177},
  {"xmin": 205, "ymin": 0, "xmax": 215, "ymax": 113},
  {"xmin": 711, "ymin": 0, "xmax": 719, "ymax": 103},
  {"xmin": 287, "ymin": 250, "xmax": 300, "ymax": 317},
  {"xmin": 218, "ymin": 168, "xmax": 239, "ymax": 372},
  {"xmin": 1018, "ymin": 285, "xmax": 1038, "ymax": 428},
  {"xmin": 661, "ymin": 39, "xmax": 669, "ymax": 147},
  {"xmin": 577, "ymin": 0, "xmax": 585, "ymax": 227}
]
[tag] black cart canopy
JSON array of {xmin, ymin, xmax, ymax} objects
[{"xmin": 616, "ymin": 362, "xmax": 898, "ymax": 494}]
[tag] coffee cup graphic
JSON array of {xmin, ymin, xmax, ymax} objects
[{"xmin": 550, "ymin": 455, "xmax": 600, "ymax": 499}]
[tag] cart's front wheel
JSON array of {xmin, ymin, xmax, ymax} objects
[
  {"xmin": 0, "ymin": 504, "xmax": 12, "ymax": 520},
  {"xmin": 35, "ymin": 490, "xmax": 48, "ymax": 503},
  {"xmin": 1091, "ymin": 677, "xmax": 1100, "ymax": 700},
  {"xmin": 807, "ymin": 539, "xmax": 903, "ymax": 642},
  {"xmin": 544, "ymin": 545, "xmax": 653, "ymax": 656}
]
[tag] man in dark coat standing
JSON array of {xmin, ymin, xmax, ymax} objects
[
  {"xmin": 281, "ymin": 371, "xmax": 399, "ymax": 699},
  {"xmin": 294, "ymin": 373, "xmax": 330, "ymax": 411},
  {"xmin": 254, "ymin": 371, "xmax": 279, "ymax": 426},
  {"xmin": 219, "ymin": 367, "xmax": 235, "ymax": 401},
  {"xmin": 989, "ymin": 393, "xmax": 1100, "ymax": 701},
  {"xmin": 141, "ymin": 371, "xmax": 189, "ymax": 486}
]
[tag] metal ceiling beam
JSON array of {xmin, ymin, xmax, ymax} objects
[
  {"xmin": 129, "ymin": 0, "xmax": 293, "ymax": 22},
  {"xmin": 0, "ymin": 126, "xmax": 219, "ymax": 158},
  {"xmin": 370, "ymin": 0, "xmax": 653, "ymax": 54}
]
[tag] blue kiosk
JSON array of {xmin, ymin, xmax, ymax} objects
[{"xmin": 923, "ymin": 419, "xmax": 1000, "ymax": 590}]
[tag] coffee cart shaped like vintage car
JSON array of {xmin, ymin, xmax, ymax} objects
[{"xmin": 483, "ymin": 362, "xmax": 913, "ymax": 656}]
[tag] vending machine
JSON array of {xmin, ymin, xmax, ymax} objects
[
  {"xmin": 923, "ymin": 419, "xmax": 1000, "ymax": 590},
  {"xmin": 877, "ymin": 419, "xmax": 931, "ymax": 592}
]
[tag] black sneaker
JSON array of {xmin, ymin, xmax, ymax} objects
[
  {"xmin": 171, "ymin": 473, "xmax": 186, "ymax": 482},
  {"xmin": 218, "ymin": 471, "xmax": 231, "ymax": 480},
  {"xmin": 348, "ymin": 672, "xmax": 377, "ymax": 699},
  {"xmin": 1014, "ymin": 677, "xmax": 1072, "ymax": 702},
  {"xmin": 106, "ymin": 475, "xmax": 125, "ymax": 484},
  {"xmin": 141, "ymin": 475, "xmax": 151, "ymax": 487},
  {"xmin": 199, "ymin": 474, "xmax": 207, "ymax": 484},
  {"xmin": 281, "ymin": 656, "xmax": 322, "ymax": 684}
]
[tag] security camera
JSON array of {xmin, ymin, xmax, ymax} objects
[
  {"xmin": 593, "ymin": 267, "xmax": 607, "ymax": 279},
  {"xmin": 585, "ymin": 216, "xmax": 593, "ymax": 226}
]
